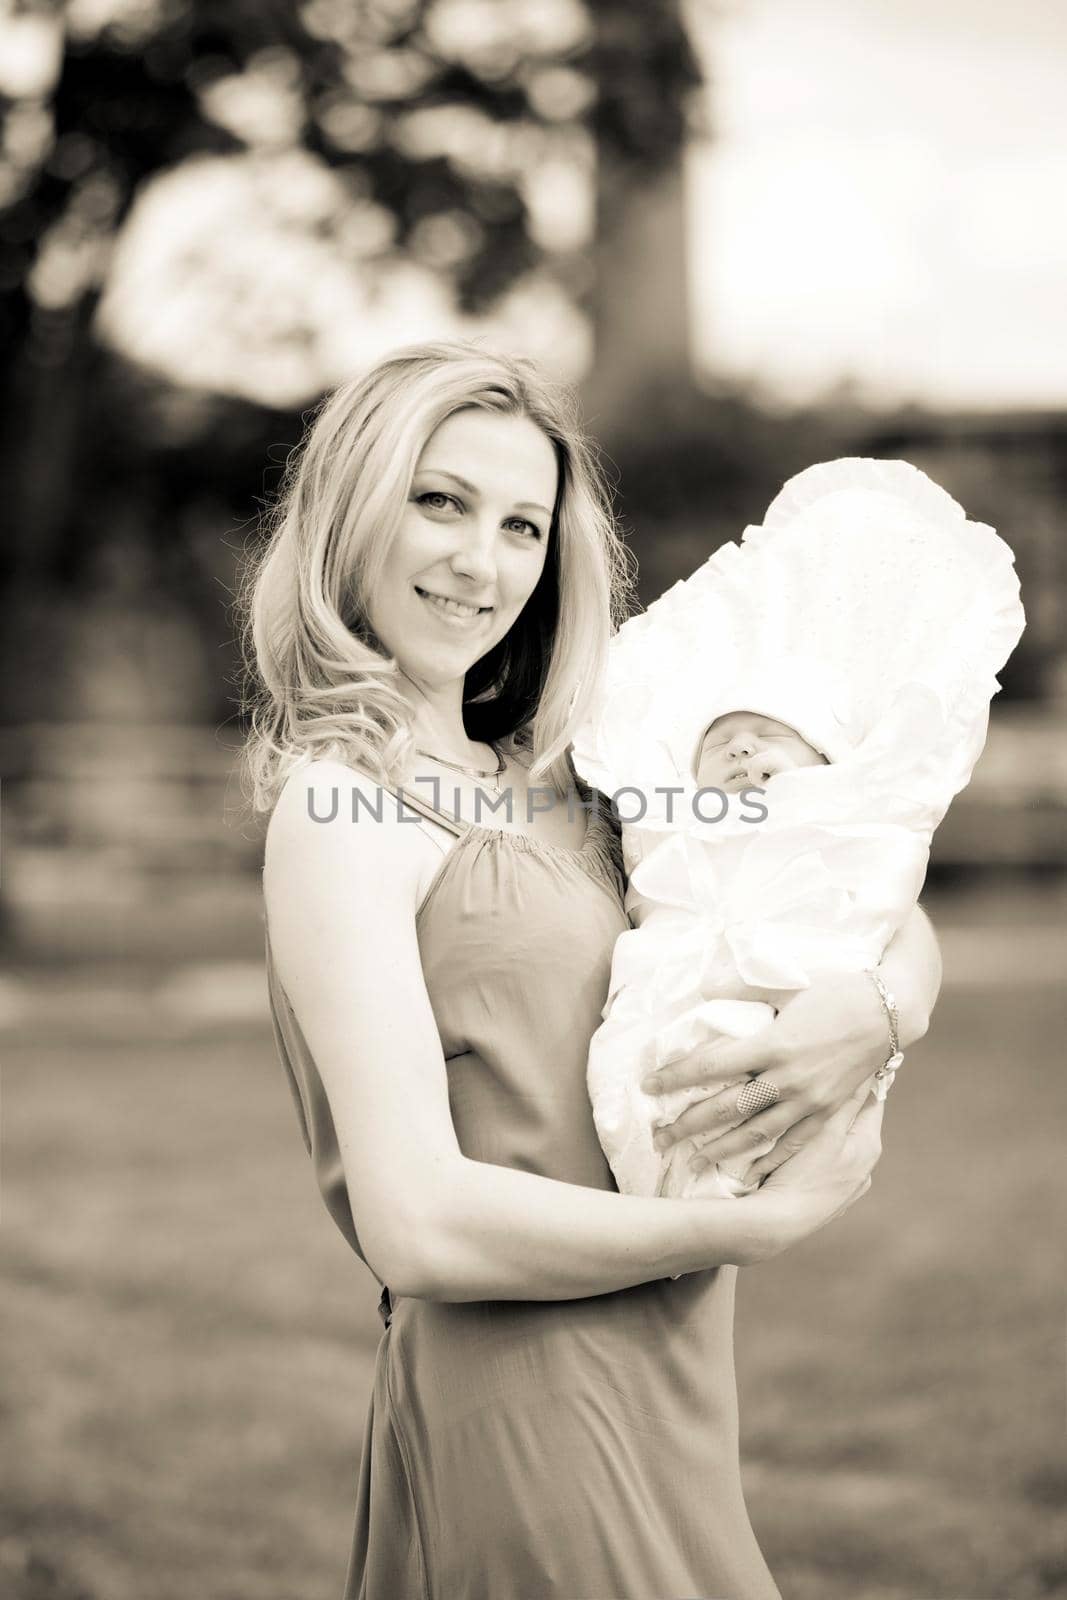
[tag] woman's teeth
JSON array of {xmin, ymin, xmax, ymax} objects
[{"xmin": 416, "ymin": 588, "xmax": 487, "ymax": 620}]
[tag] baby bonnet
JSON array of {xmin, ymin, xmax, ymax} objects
[{"xmin": 572, "ymin": 457, "xmax": 1025, "ymax": 823}]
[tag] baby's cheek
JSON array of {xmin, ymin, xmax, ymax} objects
[{"xmin": 788, "ymin": 741, "xmax": 825, "ymax": 768}]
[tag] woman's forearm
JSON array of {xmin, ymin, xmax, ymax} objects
[
  {"xmin": 394, "ymin": 1154, "xmax": 768, "ymax": 1303},
  {"xmin": 879, "ymin": 901, "xmax": 942, "ymax": 1045}
]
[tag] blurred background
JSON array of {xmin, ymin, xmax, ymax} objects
[{"xmin": 1, "ymin": 2, "xmax": 1064, "ymax": 1597}]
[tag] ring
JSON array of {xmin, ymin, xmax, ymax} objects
[{"xmin": 735, "ymin": 1077, "xmax": 781, "ymax": 1120}]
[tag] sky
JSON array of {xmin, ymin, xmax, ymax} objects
[{"xmin": 685, "ymin": 0, "xmax": 1067, "ymax": 409}]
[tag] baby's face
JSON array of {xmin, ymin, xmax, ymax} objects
[{"xmin": 694, "ymin": 710, "xmax": 827, "ymax": 792}]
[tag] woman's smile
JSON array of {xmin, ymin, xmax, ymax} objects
[{"xmin": 413, "ymin": 585, "xmax": 494, "ymax": 624}]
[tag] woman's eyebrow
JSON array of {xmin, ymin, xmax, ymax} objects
[
  {"xmin": 415, "ymin": 467, "xmax": 550, "ymax": 517},
  {"xmin": 415, "ymin": 467, "xmax": 474, "ymax": 494}
]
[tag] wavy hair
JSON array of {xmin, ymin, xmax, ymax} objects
[{"xmin": 238, "ymin": 340, "xmax": 635, "ymax": 812}]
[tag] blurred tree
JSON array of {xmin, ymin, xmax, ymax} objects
[{"xmin": 0, "ymin": 0, "xmax": 704, "ymax": 725}]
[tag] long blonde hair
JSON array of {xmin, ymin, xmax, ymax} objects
[{"xmin": 239, "ymin": 340, "xmax": 634, "ymax": 811}]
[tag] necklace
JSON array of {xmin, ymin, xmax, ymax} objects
[{"xmin": 415, "ymin": 740, "xmax": 508, "ymax": 794}]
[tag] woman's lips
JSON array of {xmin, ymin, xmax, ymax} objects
[{"xmin": 415, "ymin": 586, "xmax": 493, "ymax": 623}]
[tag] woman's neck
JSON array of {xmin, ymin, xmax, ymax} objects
[{"xmin": 400, "ymin": 674, "xmax": 494, "ymax": 764}]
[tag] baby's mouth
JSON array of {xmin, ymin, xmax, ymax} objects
[{"xmin": 723, "ymin": 768, "xmax": 773, "ymax": 792}]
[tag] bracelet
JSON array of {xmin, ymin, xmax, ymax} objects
[{"xmin": 866, "ymin": 969, "xmax": 904, "ymax": 1102}]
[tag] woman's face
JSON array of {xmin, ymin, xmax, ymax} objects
[
  {"xmin": 367, "ymin": 407, "xmax": 558, "ymax": 692},
  {"xmin": 694, "ymin": 710, "xmax": 827, "ymax": 792}
]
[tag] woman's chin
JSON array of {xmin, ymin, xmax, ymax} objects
[{"xmin": 394, "ymin": 632, "xmax": 505, "ymax": 687}]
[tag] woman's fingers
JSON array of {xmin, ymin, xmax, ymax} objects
[
  {"xmin": 653, "ymin": 1057, "xmax": 809, "ymax": 1153},
  {"xmin": 683, "ymin": 1097, "xmax": 799, "ymax": 1166},
  {"xmin": 746, "ymin": 1085, "xmax": 883, "ymax": 1181},
  {"xmin": 642, "ymin": 1032, "xmax": 776, "ymax": 1096},
  {"xmin": 651, "ymin": 1079, "xmax": 750, "ymax": 1150},
  {"xmin": 826, "ymin": 1074, "xmax": 880, "ymax": 1134},
  {"xmin": 838, "ymin": 1101, "xmax": 884, "ymax": 1190},
  {"xmin": 745, "ymin": 1110, "xmax": 827, "ymax": 1180},
  {"xmin": 844, "ymin": 1093, "xmax": 885, "ymax": 1150}
]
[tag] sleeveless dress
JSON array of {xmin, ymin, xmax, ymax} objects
[{"xmin": 264, "ymin": 780, "xmax": 782, "ymax": 1600}]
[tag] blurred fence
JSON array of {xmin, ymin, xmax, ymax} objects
[{"xmin": 0, "ymin": 722, "xmax": 258, "ymax": 964}]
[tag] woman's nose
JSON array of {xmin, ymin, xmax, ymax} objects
[{"xmin": 449, "ymin": 528, "xmax": 496, "ymax": 585}]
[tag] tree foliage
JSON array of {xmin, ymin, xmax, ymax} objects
[
  {"xmin": 0, "ymin": 2, "xmax": 701, "ymax": 595},
  {"xmin": 1, "ymin": 0, "xmax": 702, "ymax": 361}
]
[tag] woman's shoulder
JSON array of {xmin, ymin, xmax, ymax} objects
[
  {"xmin": 275, "ymin": 750, "xmax": 424, "ymax": 809},
  {"xmin": 264, "ymin": 756, "xmax": 424, "ymax": 906},
  {"xmin": 268, "ymin": 754, "xmax": 394, "ymax": 826}
]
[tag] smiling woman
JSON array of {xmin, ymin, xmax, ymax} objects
[
  {"xmin": 367, "ymin": 408, "xmax": 557, "ymax": 700},
  {"xmin": 238, "ymin": 341, "xmax": 898, "ymax": 1600},
  {"xmin": 240, "ymin": 341, "xmax": 628, "ymax": 810}
]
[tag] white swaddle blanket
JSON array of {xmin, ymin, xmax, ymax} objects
[{"xmin": 572, "ymin": 458, "xmax": 1025, "ymax": 1200}]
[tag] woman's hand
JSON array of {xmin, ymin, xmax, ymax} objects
[
  {"xmin": 739, "ymin": 1086, "xmax": 885, "ymax": 1263},
  {"xmin": 644, "ymin": 971, "xmax": 890, "ymax": 1178},
  {"xmin": 644, "ymin": 904, "xmax": 941, "ymax": 1182}
]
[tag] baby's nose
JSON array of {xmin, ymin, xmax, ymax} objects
[
  {"xmin": 728, "ymin": 739, "xmax": 756, "ymax": 760},
  {"xmin": 742, "ymin": 748, "xmax": 787, "ymax": 784}
]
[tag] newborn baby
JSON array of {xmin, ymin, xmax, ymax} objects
[
  {"xmin": 694, "ymin": 712, "xmax": 827, "ymax": 793},
  {"xmin": 572, "ymin": 457, "xmax": 1026, "ymax": 1202},
  {"xmin": 667, "ymin": 709, "xmax": 830, "ymax": 1193},
  {"xmin": 589, "ymin": 690, "xmax": 873, "ymax": 1201}
]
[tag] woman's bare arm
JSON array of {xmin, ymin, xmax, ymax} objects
[
  {"xmin": 877, "ymin": 900, "xmax": 942, "ymax": 1045},
  {"xmin": 264, "ymin": 762, "xmax": 877, "ymax": 1303}
]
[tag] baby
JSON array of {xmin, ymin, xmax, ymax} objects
[
  {"xmin": 572, "ymin": 457, "xmax": 1026, "ymax": 1202},
  {"xmin": 694, "ymin": 711, "xmax": 827, "ymax": 793},
  {"xmin": 645, "ymin": 708, "xmax": 831, "ymax": 1195}
]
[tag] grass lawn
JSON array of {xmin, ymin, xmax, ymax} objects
[
  {"xmin": 3, "ymin": 910, "xmax": 1065, "ymax": 1599},
  {"xmin": 737, "ymin": 978, "xmax": 1067, "ymax": 1600}
]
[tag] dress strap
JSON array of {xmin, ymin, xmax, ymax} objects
[{"xmin": 378, "ymin": 780, "xmax": 471, "ymax": 838}]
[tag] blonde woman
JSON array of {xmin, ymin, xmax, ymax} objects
[{"xmin": 243, "ymin": 342, "xmax": 941, "ymax": 1600}]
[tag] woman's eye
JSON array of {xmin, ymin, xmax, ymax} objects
[
  {"xmin": 417, "ymin": 491, "xmax": 461, "ymax": 512},
  {"xmin": 505, "ymin": 517, "xmax": 543, "ymax": 539}
]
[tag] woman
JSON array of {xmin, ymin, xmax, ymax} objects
[{"xmin": 243, "ymin": 342, "xmax": 941, "ymax": 1599}]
